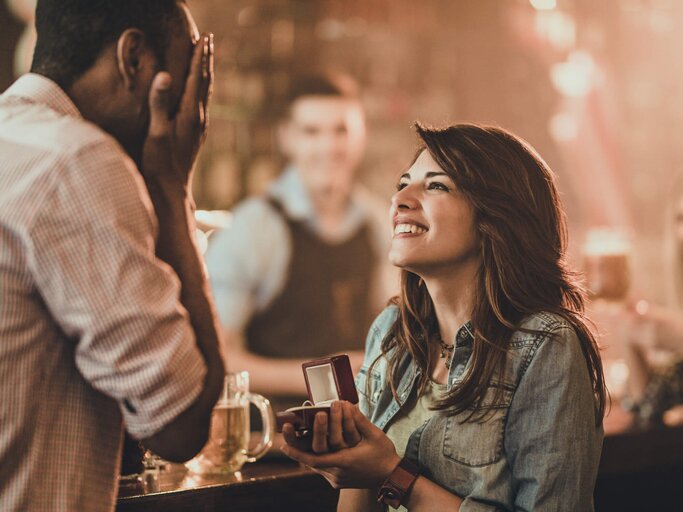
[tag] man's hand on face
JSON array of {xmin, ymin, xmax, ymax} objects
[{"xmin": 141, "ymin": 33, "xmax": 214, "ymax": 193}]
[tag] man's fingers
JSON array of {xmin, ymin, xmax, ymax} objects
[
  {"xmin": 182, "ymin": 34, "xmax": 205, "ymax": 105},
  {"xmin": 199, "ymin": 33, "xmax": 214, "ymax": 134},
  {"xmin": 201, "ymin": 33, "xmax": 214, "ymax": 104},
  {"xmin": 328, "ymin": 402, "xmax": 344, "ymax": 450},
  {"xmin": 176, "ymin": 33, "xmax": 207, "ymax": 133},
  {"xmin": 148, "ymin": 72, "xmax": 173, "ymax": 138},
  {"xmin": 311, "ymin": 412, "xmax": 329, "ymax": 454},
  {"xmin": 341, "ymin": 401, "xmax": 362, "ymax": 446}
]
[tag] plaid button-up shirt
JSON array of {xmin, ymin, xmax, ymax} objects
[{"xmin": 0, "ymin": 74, "xmax": 207, "ymax": 511}]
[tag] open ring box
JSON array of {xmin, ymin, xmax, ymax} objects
[{"xmin": 276, "ymin": 355, "xmax": 359, "ymax": 436}]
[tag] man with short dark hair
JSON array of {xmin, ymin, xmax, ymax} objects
[
  {"xmin": 0, "ymin": 1, "xmax": 224, "ymax": 510},
  {"xmin": 205, "ymin": 73, "xmax": 393, "ymax": 409}
]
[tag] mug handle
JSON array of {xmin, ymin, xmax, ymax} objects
[{"xmin": 245, "ymin": 393, "xmax": 274, "ymax": 462}]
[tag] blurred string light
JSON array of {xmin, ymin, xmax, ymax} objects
[
  {"xmin": 534, "ymin": 10, "xmax": 576, "ymax": 51},
  {"xmin": 316, "ymin": 18, "xmax": 346, "ymax": 41},
  {"xmin": 583, "ymin": 227, "xmax": 632, "ymax": 258},
  {"xmin": 529, "ymin": 0, "xmax": 557, "ymax": 11},
  {"xmin": 605, "ymin": 359, "xmax": 630, "ymax": 399},
  {"xmin": 550, "ymin": 51, "xmax": 596, "ymax": 98},
  {"xmin": 549, "ymin": 112, "xmax": 578, "ymax": 141},
  {"xmin": 316, "ymin": 17, "xmax": 368, "ymax": 41}
]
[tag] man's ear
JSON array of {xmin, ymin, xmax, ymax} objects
[{"xmin": 116, "ymin": 28, "xmax": 154, "ymax": 90}]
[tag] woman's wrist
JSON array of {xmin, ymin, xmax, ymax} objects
[
  {"xmin": 376, "ymin": 456, "xmax": 420, "ymax": 509},
  {"xmin": 378, "ymin": 454, "xmax": 403, "ymax": 484}
]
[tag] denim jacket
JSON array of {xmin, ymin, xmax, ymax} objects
[{"xmin": 356, "ymin": 306, "xmax": 603, "ymax": 512}]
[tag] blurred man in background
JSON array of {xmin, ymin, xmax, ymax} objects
[{"xmin": 206, "ymin": 73, "xmax": 393, "ymax": 409}]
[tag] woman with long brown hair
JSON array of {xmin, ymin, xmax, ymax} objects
[{"xmin": 282, "ymin": 123, "xmax": 607, "ymax": 511}]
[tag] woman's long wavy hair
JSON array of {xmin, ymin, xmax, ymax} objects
[{"xmin": 374, "ymin": 123, "xmax": 606, "ymax": 424}]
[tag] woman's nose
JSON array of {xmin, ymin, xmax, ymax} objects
[{"xmin": 391, "ymin": 185, "xmax": 419, "ymax": 211}]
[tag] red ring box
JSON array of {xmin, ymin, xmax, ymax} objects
[{"xmin": 276, "ymin": 355, "xmax": 359, "ymax": 433}]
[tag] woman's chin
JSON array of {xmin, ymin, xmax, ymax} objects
[
  {"xmin": 388, "ymin": 255, "xmax": 420, "ymax": 274},
  {"xmin": 388, "ymin": 253, "xmax": 409, "ymax": 269}
]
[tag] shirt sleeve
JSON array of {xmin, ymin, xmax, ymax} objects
[
  {"xmin": 27, "ymin": 139, "xmax": 206, "ymax": 440},
  {"xmin": 204, "ymin": 199, "xmax": 290, "ymax": 333},
  {"xmin": 504, "ymin": 325, "xmax": 603, "ymax": 512}
]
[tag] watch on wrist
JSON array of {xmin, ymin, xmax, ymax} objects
[{"xmin": 377, "ymin": 457, "xmax": 420, "ymax": 509}]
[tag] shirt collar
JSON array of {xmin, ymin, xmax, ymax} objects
[
  {"xmin": 267, "ymin": 166, "xmax": 367, "ymax": 240},
  {"xmin": 268, "ymin": 166, "xmax": 315, "ymax": 221},
  {"xmin": 2, "ymin": 73, "xmax": 82, "ymax": 119}
]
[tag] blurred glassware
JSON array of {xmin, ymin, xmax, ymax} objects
[
  {"xmin": 194, "ymin": 210, "xmax": 231, "ymax": 257},
  {"xmin": 118, "ymin": 435, "xmax": 146, "ymax": 497},
  {"xmin": 604, "ymin": 357, "xmax": 630, "ymax": 401},
  {"xmin": 185, "ymin": 371, "xmax": 274, "ymax": 476},
  {"xmin": 194, "ymin": 209, "xmax": 232, "ymax": 233},
  {"xmin": 582, "ymin": 227, "xmax": 632, "ymax": 303}
]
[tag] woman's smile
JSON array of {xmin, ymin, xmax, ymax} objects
[{"xmin": 393, "ymin": 217, "xmax": 429, "ymax": 237}]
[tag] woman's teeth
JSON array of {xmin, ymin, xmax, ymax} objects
[{"xmin": 394, "ymin": 223, "xmax": 427, "ymax": 235}]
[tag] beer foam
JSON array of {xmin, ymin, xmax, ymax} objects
[{"xmin": 583, "ymin": 227, "xmax": 631, "ymax": 256}]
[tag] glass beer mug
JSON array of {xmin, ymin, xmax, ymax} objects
[
  {"xmin": 186, "ymin": 371, "xmax": 274, "ymax": 475},
  {"xmin": 582, "ymin": 227, "xmax": 631, "ymax": 302}
]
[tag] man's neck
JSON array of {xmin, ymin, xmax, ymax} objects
[
  {"xmin": 67, "ymin": 72, "xmax": 142, "ymax": 164},
  {"xmin": 309, "ymin": 187, "xmax": 352, "ymax": 235}
]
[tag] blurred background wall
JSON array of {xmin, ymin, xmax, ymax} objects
[{"xmin": 1, "ymin": 0, "xmax": 681, "ymax": 304}]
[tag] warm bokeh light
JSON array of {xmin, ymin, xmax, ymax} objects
[
  {"xmin": 550, "ymin": 51, "xmax": 596, "ymax": 98},
  {"xmin": 529, "ymin": 0, "xmax": 557, "ymax": 11},
  {"xmin": 534, "ymin": 10, "xmax": 576, "ymax": 51},
  {"xmin": 583, "ymin": 227, "xmax": 631, "ymax": 258}
]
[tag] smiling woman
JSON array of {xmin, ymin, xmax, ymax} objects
[
  {"xmin": 389, "ymin": 149, "xmax": 479, "ymax": 275},
  {"xmin": 282, "ymin": 122, "xmax": 607, "ymax": 512}
]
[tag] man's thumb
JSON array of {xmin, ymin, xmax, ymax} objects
[{"xmin": 148, "ymin": 72, "xmax": 172, "ymax": 137}]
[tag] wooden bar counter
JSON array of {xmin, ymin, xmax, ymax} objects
[
  {"xmin": 595, "ymin": 408, "xmax": 683, "ymax": 512},
  {"xmin": 116, "ymin": 457, "xmax": 339, "ymax": 512},
  {"xmin": 117, "ymin": 411, "xmax": 683, "ymax": 512}
]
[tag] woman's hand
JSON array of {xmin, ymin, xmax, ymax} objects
[
  {"xmin": 282, "ymin": 401, "xmax": 362, "ymax": 454},
  {"xmin": 281, "ymin": 402, "xmax": 401, "ymax": 489}
]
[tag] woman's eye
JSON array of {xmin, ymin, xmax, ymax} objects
[
  {"xmin": 396, "ymin": 182, "xmax": 408, "ymax": 191},
  {"xmin": 428, "ymin": 181, "xmax": 449, "ymax": 191}
]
